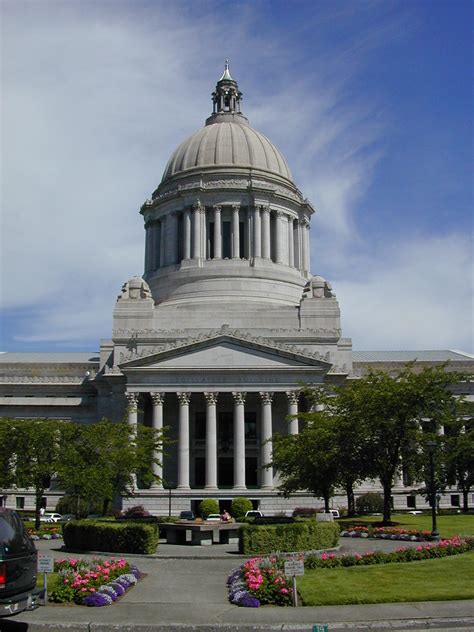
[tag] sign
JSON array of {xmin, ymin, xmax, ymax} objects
[
  {"xmin": 284, "ymin": 559, "xmax": 305, "ymax": 576},
  {"xmin": 313, "ymin": 626, "xmax": 328, "ymax": 632},
  {"xmin": 37, "ymin": 554, "xmax": 54, "ymax": 573}
]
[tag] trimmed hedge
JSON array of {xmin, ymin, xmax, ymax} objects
[
  {"xmin": 239, "ymin": 520, "xmax": 339, "ymax": 555},
  {"xmin": 63, "ymin": 520, "xmax": 159, "ymax": 554}
]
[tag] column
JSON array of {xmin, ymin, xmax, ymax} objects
[
  {"xmin": 177, "ymin": 392, "xmax": 191, "ymax": 489},
  {"xmin": 288, "ymin": 217, "xmax": 294, "ymax": 267},
  {"xmin": 144, "ymin": 223, "xmax": 153, "ymax": 272},
  {"xmin": 232, "ymin": 391, "xmax": 246, "ymax": 490},
  {"xmin": 286, "ymin": 391, "xmax": 299, "ymax": 435},
  {"xmin": 261, "ymin": 205, "xmax": 271, "ymax": 259},
  {"xmin": 259, "ymin": 392, "xmax": 274, "ymax": 489},
  {"xmin": 192, "ymin": 202, "xmax": 201, "ymax": 259},
  {"xmin": 183, "ymin": 208, "xmax": 191, "ymax": 259},
  {"xmin": 204, "ymin": 392, "xmax": 218, "ymax": 490},
  {"xmin": 213, "ymin": 205, "xmax": 222, "ymax": 259},
  {"xmin": 232, "ymin": 204, "xmax": 240, "ymax": 258},
  {"xmin": 299, "ymin": 219, "xmax": 308, "ymax": 272},
  {"xmin": 295, "ymin": 219, "xmax": 302, "ymax": 271},
  {"xmin": 125, "ymin": 392, "xmax": 139, "ymax": 435},
  {"xmin": 252, "ymin": 206, "xmax": 261, "ymax": 258},
  {"xmin": 200, "ymin": 205, "xmax": 207, "ymax": 260},
  {"xmin": 154, "ymin": 222, "xmax": 161, "ymax": 270},
  {"xmin": 275, "ymin": 211, "xmax": 287, "ymax": 264},
  {"xmin": 304, "ymin": 218, "xmax": 311, "ymax": 272},
  {"xmin": 159, "ymin": 217, "xmax": 166, "ymax": 267},
  {"xmin": 150, "ymin": 393, "xmax": 165, "ymax": 488}
]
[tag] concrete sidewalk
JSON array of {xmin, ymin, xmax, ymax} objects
[{"xmin": 1, "ymin": 538, "xmax": 472, "ymax": 631}]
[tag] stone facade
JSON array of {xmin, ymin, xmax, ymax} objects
[{"xmin": 1, "ymin": 64, "xmax": 473, "ymax": 515}]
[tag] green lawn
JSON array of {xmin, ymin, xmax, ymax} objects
[
  {"xmin": 298, "ymin": 551, "xmax": 474, "ymax": 606},
  {"xmin": 338, "ymin": 513, "xmax": 474, "ymax": 538}
]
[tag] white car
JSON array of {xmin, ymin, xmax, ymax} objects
[
  {"xmin": 39, "ymin": 513, "xmax": 62, "ymax": 523},
  {"xmin": 205, "ymin": 514, "xmax": 221, "ymax": 522}
]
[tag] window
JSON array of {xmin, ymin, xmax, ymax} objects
[
  {"xmin": 195, "ymin": 412, "xmax": 206, "ymax": 442},
  {"xmin": 16, "ymin": 497, "xmax": 25, "ymax": 510},
  {"xmin": 245, "ymin": 412, "xmax": 257, "ymax": 442},
  {"xmin": 451, "ymin": 494, "xmax": 460, "ymax": 507},
  {"xmin": 406, "ymin": 496, "xmax": 416, "ymax": 509}
]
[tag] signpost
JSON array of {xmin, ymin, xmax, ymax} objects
[
  {"xmin": 284, "ymin": 559, "xmax": 304, "ymax": 607},
  {"xmin": 37, "ymin": 554, "xmax": 54, "ymax": 604}
]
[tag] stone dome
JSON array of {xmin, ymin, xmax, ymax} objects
[{"xmin": 161, "ymin": 120, "xmax": 293, "ymax": 184}]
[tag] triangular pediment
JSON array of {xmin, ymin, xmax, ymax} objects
[{"xmin": 119, "ymin": 333, "xmax": 331, "ymax": 372}]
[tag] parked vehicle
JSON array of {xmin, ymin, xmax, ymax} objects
[
  {"xmin": 0, "ymin": 508, "xmax": 43, "ymax": 617},
  {"xmin": 205, "ymin": 514, "xmax": 221, "ymax": 522},
  {"xmin": 178, "ymin": 511, "xmax": 195, "ymax": 521},
  {"xmin": 39, "ymin": 513, "xmax": 62, "ymax": 523},
  {"xmin": 245, "ymin": 510, "xmax": 264, "ymax": 519}
]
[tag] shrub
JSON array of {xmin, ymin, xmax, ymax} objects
[
  {"xmin": 355, "ymin": 492, "xmax": 384, "ymax": 515},
  {"xmin": 56, "ymin": 496, "xmax": 102, "ymax": 519},
  {"xmin": 239, "ymin": 521, "xmax": 339, "ymax": 555},
  {"xmin": 198, "ymin": 499, "xmax": 220, "ymax": 519},
  {"xmin": 292, "ymin": 507, "xmax": 318, "ymax": 518},
  {"xmin": 231, "ymin": 497, "xmax": 253, "ymax": 521},
  {"xmin": 63, "ymin": 520, "xmax": 159, "ymax": 554},
  {"xmin": 122, "ymin": 505, "xmax": 151, "ymax": 518}
]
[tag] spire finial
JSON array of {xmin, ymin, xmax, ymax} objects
[{"xmin": 219, "ymin": 60, "xmax": 233, "ymax": 82}]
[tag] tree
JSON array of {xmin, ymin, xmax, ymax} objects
[
  {"xmin": 0, "ymin": 417, "xmax": 18, "ymax": 491},
  {"xmin": 443, "ymin": 400, "xmax": 474, "ymax": 512},
  {"xmin": 271, "ymin": 410, "xmax": 340, "ymax": 512},
  {"xmin": 337, "ymin": 364, "xmax": 466, "ymax": 523},
  {"xmin": 57, "ymin": 418, "xmax": 165, "ymax": 516},
  {"xmin": 10, "ymin": 418, "xmax": 70, "ymax": 529}
]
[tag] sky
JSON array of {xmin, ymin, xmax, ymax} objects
[{"xmin": 1, "ymin": 0, "xmax": 473, "ymax": 353}]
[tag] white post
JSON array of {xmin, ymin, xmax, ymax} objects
[
  {"xmin": 177, "ymin": 392, "xmax": 191, "ymax": 489},
  {"xmin": 183, "ymin": 208, "xmax": 191, "ymax": 260},
  {"xmin": 253, "ymin": 205, "xmax": 261, "ymax": 258},
  {"xmin": 192, "ymin": 202, "xmax": 201, "ymax": 259},
  {"xmin": 213, "ymin": 205, "xmax": 222, "ymax": 259},
  {"xmin": 150, "ymin": 393, "xmax": 165, "ymax": 488},
  {"xmin": 232, "ymin": 204, "xmax": 240, "ymax": 259},
  {"xmin": 125, "ymin": 392, "xmax": 139, "ymax": 488},
  {"xmin": 232, "ymin": 391, "xmax": 246, "ymax": 490},
  {"xmin": 259, "ymin": 392, "xmax": 274, "ymax": 489},
  {"xmin": 261, "ymin": 206, "xmax": 271, "ymax": 259},
  {"xmin": 288, "ymin": 217, "xmax": 294, "ymax": 267},
  {"xmin": 204, "ymin": 392, "xmax": 218, "ymax": 490},
  {"xmin": 286, "ymin": 391, "xmax": 299, "ymax": 435}
]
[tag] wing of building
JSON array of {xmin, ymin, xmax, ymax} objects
[{"xmin": 1, "ymin": 64, "xmax": 473, "ymax": 515}]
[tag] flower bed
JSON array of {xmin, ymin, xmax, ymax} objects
[
  {"xmin": 227, "ymin": 556, "xmax": 294, "ymax": 607},
  {"xmin": 305, "ymin": 536, "xmax": 474, "ymax": 569},
  {"xmin": 340, "ymin": 525, "xmax": 433, "ymax": 541},
  {"xmin": 28, "ymin": 526, "xmax": 63, "ymax": 540},
  {"xmin": 49, "ymin": 557, "xmax": 141, "ymax": 606}
]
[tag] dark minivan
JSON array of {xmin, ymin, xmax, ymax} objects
[{"xmin": 0, "ymin": 508, "xmax": 43, "ymax": 617}]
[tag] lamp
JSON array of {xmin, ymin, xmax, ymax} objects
[{"xmin": 425, "ymin": 440, "xmax": 440, "ymax": 541}]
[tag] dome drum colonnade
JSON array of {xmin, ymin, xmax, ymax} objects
[{"xmin": 125, "ymin": 389, "xmax": 300, "ymax": 491}]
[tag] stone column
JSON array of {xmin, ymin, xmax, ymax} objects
[
  {"xmin": 232, "ymin": 204, "xmax": 240, "ymax": 259},
  {"xmin": 204, "ymin": 392, "xmax": 218, "ymax": 490},
  {"xmin": 159, "ymin": 216, "xmax": 167, "ymax": 267},
  {"xmin": 286, "ymin": 391, "xmax": 299, "ymax": 435},
  {"xmin": 144, "ymin": 223, "xmax": 153, "ymax": 272},
  {"xmin": 200, "ymin": 205, "xmax": 207, "ymax": 260},
  {"xmin": 154, "ymin": 222, "xmax": 161, "ymax": 270},
  {"xmin": 299, "ymin": 219, "xmax": 308, "ymax": 272},
  {"xmin": 183, "ymin": 208, "xmax": 191, "ymax": 259},
  {"xmin": 232, "ymin": 391, "xmax": 246, "ymax": 490},
  {"xmin": 125, "ymin": 392, "xmax": 139, "ymax": 435},
  {"xmin": 259, "ymin": 392, "xmax": 274, "ymax": 489},
  {"xmin": 288, "ymin": 217, "xmax": 294, "ymax": 267},
  {"xmin": 213, "ymin": 205, "xmax": 222, "ymax": 259},
  {"xmin": 261, "ymin": 205, "xmax": 271, "ymax": 259},
  {"xmin": 177, "ymin": 392, "xmax": 191, "ymax": 489},
  {"xmin": 192, "ymin": 202, "xmax": 201, "ymax": 259},
  {"xmin": 275, "ymin": 211, "xmax": 288, "ymax": 265},
  {"xmin": 304, "ymin": 218, "xmax": 311, "ymax": 272},
  {"xmin": 166, "ymin": 211, "xmax": 178, "ymax": 265},
  {"xmin": 151, "ymin": 393, "xmax": 165, "ymax": 488},
  {"xmin": 252, "ymin": 205, "xmax": 261, "ymax": 258}
]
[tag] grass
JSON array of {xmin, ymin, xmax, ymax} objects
[
  {"xmin": 297, "ymin": 551, "xmax": 474, "ymax": 606},
  {"xmin": 338, "ymin": 513, "xmax": 474, "ymax": 538}
]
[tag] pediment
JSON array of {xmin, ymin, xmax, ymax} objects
[{"xmin": 119, "ymin": 334, "xmax": 331, "ymax": 372}]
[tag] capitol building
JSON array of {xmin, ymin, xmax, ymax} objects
[{"xmin": 1, "ymin": 64, "xmax": 472, "ymax": 515}]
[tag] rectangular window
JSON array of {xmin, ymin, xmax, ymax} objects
[
  {"xmin": 451, "ymin": 494, "xmax": 460, "ymax": 507},
  {"xmin": 406, "ymin": 495, "xmax": 416, "ymax": 508},
  {"xmin": 245, "ymin": 412, "xmax": 257, "ymax": 442},
  {"xmin": 16, "ymin": 497, "xmax": 25, "ymax": 510}
]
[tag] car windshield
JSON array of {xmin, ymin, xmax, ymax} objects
[{"xmin": 0, "ymin": 512, "xmax": 32, "ymax": 555}]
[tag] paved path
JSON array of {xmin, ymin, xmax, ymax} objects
[{"xmin": 1, "ymin": 538, "xmax": 473, "ymax": 632}]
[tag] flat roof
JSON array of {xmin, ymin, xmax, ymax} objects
[
  {"xmin": 0, "ymin": 352, "xmax": 100, "ymax": 364},
  {"xmin": 353, "ymin": 350, "xmax": 474, "ymax": 363}
]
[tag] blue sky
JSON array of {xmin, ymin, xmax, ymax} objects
[{"xmin": 1, "ymin": 0, "xmax": 472, "ymax": 353}]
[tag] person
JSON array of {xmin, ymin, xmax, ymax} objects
[{"xmin": 221, "ymin": 510, "xmax": 231, "ymax": 522}]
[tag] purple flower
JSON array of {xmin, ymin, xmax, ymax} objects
[
  {"xmin": 239, "ymin": 594, "xmax": 260, "ymax": 608},
  {"xmin": 98, "ymin": 586, "xmax": 117, "ymax": 601},
  {"xmin": 83, "ymin": 593, "xmax": 112, "ymax": 607},
  {"xmin": 110, "ymin": 582, "xmax": 125, "ymax": 596}
]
